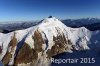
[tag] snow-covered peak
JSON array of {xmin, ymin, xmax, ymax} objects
[
  {"xmin": 41, "ymin": 16, "xmax": 60, "ymax": 24},
  {"xmin": 1, "ymin": 17, "xmax": 100, "ymax": 66},
  {"xmin": 38, "ymin": 16, "xmax": 68, "ymax": 32},
  {"xmin": 34, "ymin": 17, "xmax": 90, "ymax": 51}
]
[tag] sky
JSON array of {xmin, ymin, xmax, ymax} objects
[{"xmin": 0, "ymin": 0, "xmax": 100, "ymax": 22}]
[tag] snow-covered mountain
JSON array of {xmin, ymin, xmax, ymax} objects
[{"xmin": 0, "ymin": 17, "xmax": 100, "ymax": 66}]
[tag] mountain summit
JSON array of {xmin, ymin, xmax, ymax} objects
[{"xmin": 0, "ymin": 17, "xmax": 99, "ymax": 66}]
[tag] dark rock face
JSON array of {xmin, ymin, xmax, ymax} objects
[
  {"xmin": 14, "ymin": 43, "xmax": 38, "ymax": 66},
  {"xmin": 46, "ymin": 34, "xmax": 72, "ymax": 58},
  {"xmin": 33, "ymin": 30, "xmax": 44, "ymax": 52},
  {"xmin": 0, "ymin": 46, "xmax": 2, "ymax": 54}
]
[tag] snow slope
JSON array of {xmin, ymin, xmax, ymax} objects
[
  {"xmin": 0, "ymin": 32, "xmax": 14, "ymax": 60},
  {"xmin": 37, "ymin": 17, "xmax": 91, "ymax": 51}
]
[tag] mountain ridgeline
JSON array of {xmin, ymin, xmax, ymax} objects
[{"xmin": 0, "ymin": 18, "xmax": 100, "ymax": 33}]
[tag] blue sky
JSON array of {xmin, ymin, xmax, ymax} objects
[{"xmin": 0, "ymin": 0, "xmax": 100, "ymax": 21}]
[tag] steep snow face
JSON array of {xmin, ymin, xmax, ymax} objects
[
  {"xmin": 68, "ymin": 27, "xmax": 91, "ymax": 50},
  {"xmin": 38, "ymin": 17, "xmax": 68, "ymax": 50},
  {"xmin": 37, "ymin": 17, "xmax": 91, "ymax": 51},
  {"xmin": 0, "ymin": 32, "xmax": 14, "ymax": 60}
]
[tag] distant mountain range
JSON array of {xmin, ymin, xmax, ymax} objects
[
  {"xmin": 0, "ymin": 21, "xmax": 41, "ymax": 33},
  {"xmin": 0, "ymin": 18, "xmax": 100, "ymax": 33},
  {"xmin": 62, "ymin": 18, "xmax": 100, "ymax": 31},
  {"xmin": 62, "ymin": 18, "xmax": 100, "ymax": 26}
]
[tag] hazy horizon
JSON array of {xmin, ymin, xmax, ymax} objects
[{"xmin": 0, "ymin": 0, "xmax": 100, "ymax": 22}]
